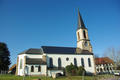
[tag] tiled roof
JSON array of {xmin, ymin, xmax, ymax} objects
[
  {"xmin": 18, "ymin": 46, "xmax": 93, "ymax": 55},
  {"xmin": 8, "ymin": 64, "xmax": 16, "ymax": 72},
  {"xmin": 42, "ymin": 46, "xmax": 93, "ymax": 55},
  {"xmin": 95, "ymin": 57, "xmax": 114, "ymax": 65},
  {"xmin": 18, "ymin": 48, "xmax": 43, "ymax": 55},
  {"xmin": 26, "ymin": 58, "xmax": 46, "ymax": 65}
]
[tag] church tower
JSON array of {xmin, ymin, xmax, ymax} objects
[{"xmin": 76, "ymin": 9, "xmax": 92, "ymax": 52}]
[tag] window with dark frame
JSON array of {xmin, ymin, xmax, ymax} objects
[
  {"xmin": 83, "ymin": 30, "xmax": 86, "ymax": 38},
  {"xmin": 81, "ymin": 58, "xmax": 84, "ymax": 67},
  {"xmin": 38, "ymin": 65, "xmax": 41, "ymax": 72},
  {"xmin": 49, "ymin": 58, "xmax": 53, "ymax": 68},
  {"xmin": 88, "ymin": 58, "xmax": 91, "ymax": 67},
  {"xmin": 31, "ymin": 65, "xmax": 34, "ymax": 72},
  {"xmin": 58, "ymin": 58, "xmax": 62, "ymax": 68},
  {"xmin": 74, "ymin": 58, "xmax": 77, "ymax": 67}
]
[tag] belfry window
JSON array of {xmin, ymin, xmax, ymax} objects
[
  {"xmin": 81, "ymin": 58, "xmax": 84, "ymax": 67},
  {"xmin": 88, "ymin": 58, "xmax": 91, "ymax": 67},
  {"xmin": 83, "ymin": 30, "xmax": 86, "ymax": 38},
  {"xmin": 31, "ymin": 65, "xmax": 34, "ymax": 72},
  {"xmin": 74, "ymin": 58, "xmax": 77, "ymax": 67},
  {"xmin": 58, "ymin": 58, "xmax": 62, "ymax": 68},
  {"xmin": 49, "ymin": 58, "xmax": 53, "ymax": 68}
]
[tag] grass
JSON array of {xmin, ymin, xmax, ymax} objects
[{"xmin": 0, "ymin": 74, "xmax": 119, "ymax": 80}]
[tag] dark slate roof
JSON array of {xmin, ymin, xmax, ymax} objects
[
  {"xmin": 77, "ymin": 9, "xmax": 87, "ymax": 30},
  {"xmin": 41, "ymin": 46, "xmax": 93, "ymax": 55},
  {"xmin": 26, "ymin": 58, "xmax": 46, "ymax": 65},
  {"xmin": 18, "ymin": 48, "xmax": 43, "ymax": 55}
]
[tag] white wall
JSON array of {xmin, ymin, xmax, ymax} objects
[
  {"xmin": 17, "ymin": 54, "xmax": 26, "ymax": 76},
  {"xmin": 26, "ymin": 54, "xmax": 42, "ymax": 58},
  {"xmin": 46, "ymin": 54, "xmax": 95, "ymax": 74},
  {"xmin": 17, "ymin": 54, "xmax": 43, "ymax": 76},
  {"xmin": 26, "ymin": 64, "xmax": 47, "ymax": 76}
]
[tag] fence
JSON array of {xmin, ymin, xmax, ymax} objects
[{"xmin": 0, "ymin": 70, "xmax": 8, "ymax": 74}]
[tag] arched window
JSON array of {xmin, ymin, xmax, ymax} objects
[
  {"xmin": 81, "ymin": 58, "xmax": 84, "ymax": 67},
  {"xmin": 38, "ymin": 65, "xmax": 41, "ymax": 72},
  {"xmin": 20, "ymin": 59, "xmax": 22, "ymax": 69},
  {"xmin": 31, "ymin": 65, "xmax": 34, "ymax": 72},
  {"xmin": 49, "ymin": 58, "xmax": 53, "ymax": 68},
  {"xmin": 78, "ymin": 32, "xmax": 80, "ymax": 40},
  {"xmin": 74, "ymin": 58, "xmax": 77, "ymax": 67},
  {"xmin": 58, "ymin": 58, "xmax": 62, "ymax": 68},
  {"xmin": 83, "ymin": 30, "xmax": 86, "ymax": 38},
  {"xmin": 88, "ymin": 58, "xmax": 91, "ymax": 67}
]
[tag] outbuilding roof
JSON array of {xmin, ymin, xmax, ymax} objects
[
  {"xmin": 95, "ymin": 57, "xmax": 114, "ymax": 65},
  {"xmin": 26, "ymin": 58, "xmax": 46, "ymax": 65},
  {"xmin": 18, "ymin": 48, "xmax": 43, "ymax": 55}
]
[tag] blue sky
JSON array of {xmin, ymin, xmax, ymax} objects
[{"xmin": 0, "ymin": 0, "xmax": 120, "ymax": 66}]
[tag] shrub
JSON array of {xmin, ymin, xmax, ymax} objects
[
  {"xmin": 77, "ymin": 66, "xmax": 85, "ymax": 76},
  {"xmin": 65, "ymin": 63, "xmax": 85, "ymax": 76}
]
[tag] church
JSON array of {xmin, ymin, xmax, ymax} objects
[{"xmin": 16, "ymin": 10, "xmax": 96, "ymax": 76}]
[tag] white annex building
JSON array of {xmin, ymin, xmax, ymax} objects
[{"xmin": 16, "ymin": 10, "xmax": 96, "ymax": 76}]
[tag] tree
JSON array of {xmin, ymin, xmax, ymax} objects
[
  {"xmin": 0, "ymin": 42, "xmax": 11, "ymax": 72},
  {"xmin": 103, "ymin": 47, "xmax": 120, "ymax": 70},
  {"xmin": 65, "ymin": 63, "xmax": 85, "ymax": 76}
]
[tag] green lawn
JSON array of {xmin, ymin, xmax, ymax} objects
[{"xmin": 0, "ymin": 74, "xmax": 118, "ymax": 80}]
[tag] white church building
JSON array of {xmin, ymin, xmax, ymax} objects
[{"xmin": 16, "ymin": 10, "xmax": 96, "ymax": 76}]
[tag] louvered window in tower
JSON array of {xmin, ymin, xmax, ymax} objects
[{"xmin": 83, "ymin": 30, "xmax": 86, "ymax": 38}]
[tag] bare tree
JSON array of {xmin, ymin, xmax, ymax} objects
[{"xmin": 103, "ymin": 47, "xmax": 120, "ymax": 69}]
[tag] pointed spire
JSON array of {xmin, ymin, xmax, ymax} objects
[{"xmin": 77, "ymin": 8, "xmax": 86, "ymax": 30}]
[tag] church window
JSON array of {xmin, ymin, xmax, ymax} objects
[
  {"xmin": 66, "ymin": 57, "xmax": 69, "ymax": 61},
  {"xmin": 74, "ymin": 58, "xmax": 77, "ymax": 67},
  {"xmin": 88, "ymin": 58, "xmax": 91, "ymax": 67},
  {"xmin": 81, "ymin": 58, "xmax": 84, "ymax": 67},
  {"xmin": 58, "ymin": 58, "xmax": 62, "ymax": 68},
  {"xmin": 20, "ymin": 59, "xmax": 22, "ymax": 69},
  {"xmin": 38, "ymin": 65, "xmax": 41, "ymax": 72},
  {"xmin": 31, "ymin": 65, "xmax": 34, "ymax": 72},
  {"xmin": 49, "ymin": 58, "xmax": 53, "ymax": 68},
  {"xmin": 78, "ymin": 32, "xmax": 80, "ymax": 40},
  {"xmin": 83, "ymin": 30, "xmax": 86, "ymax": 38}
]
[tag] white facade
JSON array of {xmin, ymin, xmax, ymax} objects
[
  {"xmin": 16, "ymin": 52, "xmax": 95, "ymax": 76},
  {"xmin": 96, "ymin": 64, "xmax": 114, "ymax": 74},
  {"xmin": 16, "ymin": 10, "xmax": 96, "ymax": 76},
  {"xmin": 17, "ymin": 54, "xmax": 47, "ymax": 76},
  {"xmin": 46, "ymin": 54, "xmax": 95, "ymax": 74}
]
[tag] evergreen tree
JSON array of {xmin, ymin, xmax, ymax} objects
[{"xmin": 0, "ymin": 42, "xmax": 11, "ymax": 72}]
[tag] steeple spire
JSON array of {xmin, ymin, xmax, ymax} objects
[{"xmin": 77, "ymin": 9, "xmax": 86, "ymax": 30}]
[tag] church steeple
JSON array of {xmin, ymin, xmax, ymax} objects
[
  {"xmin": 76, "ymin": 9, "xmax": 92, "ymax": 52},
  {"xmin": 77, "ymin": 9, "xmax": 86, "ymax": 30}
]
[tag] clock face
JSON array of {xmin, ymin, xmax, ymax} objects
[{"xmin": 84, "ymin": 42, "xmax": 88, "ymax": 47}]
